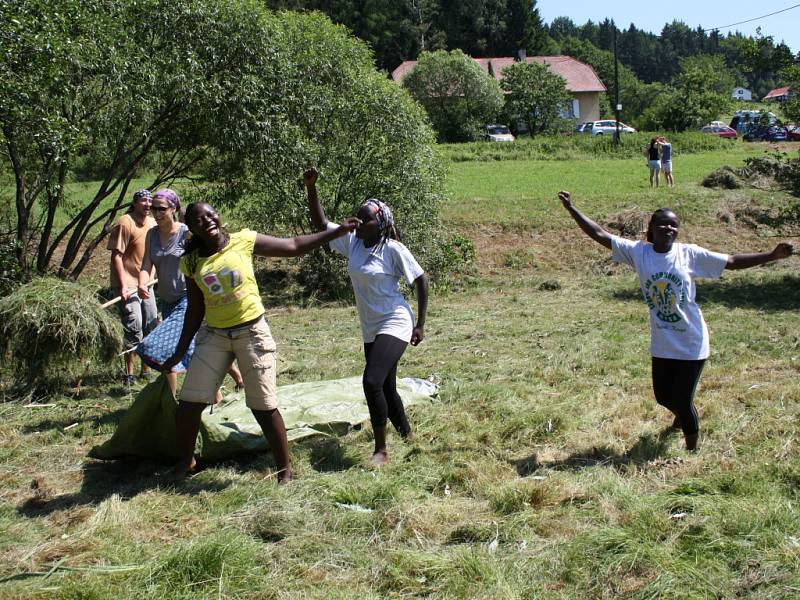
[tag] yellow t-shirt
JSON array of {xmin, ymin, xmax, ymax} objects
[{"xmin": 179, "ymin": 230, "xmax": 265, "ymax": 328}]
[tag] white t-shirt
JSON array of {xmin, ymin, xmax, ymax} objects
[
  {"xmin": 328, "ymin": 223, "xmax": 424, "ymax": 343},
  {"xmin": 611, "ymin": 237, "xmax": 728, "ymax": 360}
]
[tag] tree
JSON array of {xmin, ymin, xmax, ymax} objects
[
  {"xmin": 2, "ymin": 1, "xmax": 462, "ymax": 288},
  {"xmin": 639, "ymin": 56, "xmax": 732, "ymax": 131},
  {"xmin": 403, "ymin": 49, "xmax": 504, "ymax": 142},
  {"xmin": 1, "ymin": 0, "xmax": 287, "ymax": 279},
  {"xmin": 499, "ymin": 60, "xmax": 572, "ymax": 136}
]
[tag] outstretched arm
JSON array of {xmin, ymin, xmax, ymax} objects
[
  {"xmin": 304, "ymin": 168, "xmax": 328, "ymax": 232},
  {"xmin": 558, "ymin": 191, "xmax": 612, "ymax": 249},
  {"xmin": 253, "ymin": 218, "xmax": 360, "ymax": 258},
  {"xmin": 726, "ymin": 242, "xmax": 794, "ymax": 270},
  {"xmin": 410, "ymin": 273, "xmax": 428, "ymax": 347}
]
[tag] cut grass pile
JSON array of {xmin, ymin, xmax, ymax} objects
[
  {"xmin": 0, "ymin": 277, "xmax": 121, "ymax": 391},
  {"xmin": 0, "ymin": 144, "xmax": 799, "ymax": 598}
]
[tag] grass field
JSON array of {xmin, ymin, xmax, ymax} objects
[{"xmin": 1, "ymin": 142, "xmax": 799, "ymax": 598}]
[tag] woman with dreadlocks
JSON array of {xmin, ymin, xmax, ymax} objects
[
  {"xmin": 558, "ymin": 190, "xmax": 793, "ymax": 450},
  {"xmin": 304, "ymin": 169, "xmax": 429, "ymax": 465},
  {"xmin": 161, "ymin": 201, "xmax": 360, "ymax": 482}
]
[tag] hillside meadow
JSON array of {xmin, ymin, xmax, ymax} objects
[{"xmin": 1, "ymin": 141, "xmax": 799, "ymax": 598}]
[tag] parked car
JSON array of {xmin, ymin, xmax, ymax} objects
[
  {"xmin": 786, "ymin": 125, "xmax": 800, "ymax": 141},
  {"xmin": 700, "ymin": 124, "xmax": 737, "ymax": 139},
  {"xmin": 743, "ymin": 125, "xmax": 789, "ymax": 142},
  {"xmin": 575, "ymin": 122, "xmax": 592, "ymax": 134},
  {"xmin": 579, "ymin": 120, "xmax": 636, "ymax": 135},
  {"xmin": 484, "ymin": 124, "xmax": 515, "ymax": 142},
  {"xmin": 730, "ymin": 110, "xmax": 776, "ymax": 133}
]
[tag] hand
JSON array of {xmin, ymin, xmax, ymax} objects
[
  {"xmin": 772, "ymin": 242, "xmax": 794, "ymax": 260},
  {"xmin": 161, "ymin": 354, "xmax": 180, "ymax": 373},
  {"xmin": 303, "ymin": 168, "xmax": 319, "ymax": 188},
  {"xmin": 120, "ymin": 287, "xmax": 132, "ymax": 301},
  {"xmin": 410, "ymin": 325, "xmax": 424, "ymax": 346},
  {"xmin": 339, "ymin": 217, "xmax": 361, "ymax": 233},
  {"xmin": 137, "ymin": 284, "xmax": 150, "ymax": 300},
  {"xmin": 558, "ymin": 191, "xmax": 572, "ymax": 209}
]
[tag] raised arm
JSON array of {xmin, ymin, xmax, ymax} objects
[
  {"xmin": 558, "ymin": 191, "xmax": 612, "ymax": 250},
  {"xmin": 253, "ymin": 218, "xmax": 360, "ymax": 258},
  {"xmin": 161, "ymin": 278, "xmax": 205, "ymax": 372},
  {"xmin": 410, "ymin": 273, "xmax": 428, "ymax": 346},
  {"xmin": 725, "ymin": 242, "xmax": 794, "ymax": 270},
  {"xmin": 304, "ymin": 168, "xmax": 328, "ymax": 232}
]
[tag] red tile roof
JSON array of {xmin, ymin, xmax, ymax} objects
[
  {"xmin": 763, "ymin": 86, "xmax": 793, "ymax": 100},
  {"xmin": 391, "ymin": 55, "xmax": 606, "ymax": 93}
]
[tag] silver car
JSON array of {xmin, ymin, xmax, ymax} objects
[{"xmin": 581, "ymin": 120, "xmax": 636, "ymax": 136}]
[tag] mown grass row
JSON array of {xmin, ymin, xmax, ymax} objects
[{"xmin": 0, "ymin": 147, "xmax": 799, "ymax": 598}]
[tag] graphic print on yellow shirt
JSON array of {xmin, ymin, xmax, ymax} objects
[{"xmin": 180, "ymin": 230, "xmax": 265, "ymax": 328}]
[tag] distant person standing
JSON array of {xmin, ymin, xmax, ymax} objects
[
  {"xmin": 644, "ymin": 138, "xmax": 661, "ymax": 188},
  {"xmin": 108, "ymin": 189, "xmax": 158, "ymax": 387},
  {"xmin": 658, "ymin": 136, "xmax": 674, "ymax": 187}
]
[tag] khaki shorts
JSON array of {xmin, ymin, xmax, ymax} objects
[{"xmin": 181, "ymin": 317, "xmax": 278, "ymax": 411}]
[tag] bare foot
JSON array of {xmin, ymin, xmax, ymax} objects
[
  {"xmin": 370, "ymin": 450, "xmax": 389, "ymax": 466},
  {"xmin": 276, "ymin": 467, "xmax": 292, "ymax": 485},
  {"xmin": 166, "ymin": 457, "xmax": 197, "ymax": 481}
]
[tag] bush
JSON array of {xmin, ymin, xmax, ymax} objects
[
  {"xmin": 197, "ymin": 11, "xmax": 470, "ymax": 296},
  {"xmin": 403, "ymin": 49, "xmax": 504, "ymax": 143},
  {"xmin": 0, "ymin": 277, "xmax": 122, "ymax": 391}
]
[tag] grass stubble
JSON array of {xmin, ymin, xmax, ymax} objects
[{"xmin": 1, "ymin": 146, "xmax": 799, "ymax": 598}]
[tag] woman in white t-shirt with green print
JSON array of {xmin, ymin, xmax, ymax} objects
[
  {"xmin": 304, "ymin": 169, "xmax": 429, "ymax": 466},
  {"xmin": 558, "ymin": 190, "xmax": 793, "ymax": 450}
]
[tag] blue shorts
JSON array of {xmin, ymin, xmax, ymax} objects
[{"xmin": 648, "ymin": 160, "xmax": 661, "ymax": 171}]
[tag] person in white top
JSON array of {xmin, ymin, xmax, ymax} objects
[
  {"xmin": 559, "ymin": 190, "xmax": 793, "ymax": 450},
  {"xmin": 304, "ymin": 169, "xmax": 429, "ymax": 466}
]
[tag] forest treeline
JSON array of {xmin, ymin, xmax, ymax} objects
[{"xmin": 263, "ymin": 0, "xmax": 798, "ymax": 100}]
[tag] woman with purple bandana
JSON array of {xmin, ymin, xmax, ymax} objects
[
  {"xmin": 137, "ymin": 188, "xmax": 244, "ymax": 396},
  {"xmin": 304, "ymin": 169, "xmax": 429, "ymax": 465}
]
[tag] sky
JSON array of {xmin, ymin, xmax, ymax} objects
[{"xmin": 538, "ymin": 0, "xmax": 800, "ymax": 55}]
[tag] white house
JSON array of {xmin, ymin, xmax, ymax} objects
[{"xmin": 731, "ymin": 87, "xmax": 752, "ymax": 101}]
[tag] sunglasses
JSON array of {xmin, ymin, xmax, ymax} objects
[{"xmin": 150, "ymin": 206, "xmax": 171, "ymax": 213}]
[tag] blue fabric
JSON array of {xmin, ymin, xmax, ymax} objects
[{"xmin": 136, "ymin": 296, "xmax": 194, "ymax": 372}]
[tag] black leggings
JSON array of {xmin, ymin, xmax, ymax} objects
[
  {"xmin": 651, "ymin": 357, "xmax": 706, "ymax": 435},
  {"xmin": 363, "ymin": 334, "xmax": 410, "ymax": 436}
]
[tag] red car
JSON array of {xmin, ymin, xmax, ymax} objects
[
  {"xmin": 700, "ymin": 124, "xmax": 737, "ymax": 139},
  {"xmin": 786, "ymin": 125, "xmax": 800, "ymax": 141}
]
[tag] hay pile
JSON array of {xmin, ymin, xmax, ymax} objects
[
  {"xmin": 0, "ymin": 277, "xmax": 121, "ymax": 389},
  {"xmin": 603, "ymin": 208, "xmax": 650, "ymax": 238},
  {"xmin": 702, "ymin": 167, "xmax": 742, "ymax": 189}
]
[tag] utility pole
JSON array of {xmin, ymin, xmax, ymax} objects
[{"xmin": 613, "ymin": 24, "xmax": 621, "ymax": 147}]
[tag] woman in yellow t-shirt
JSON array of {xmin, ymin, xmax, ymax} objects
[{"xmin": 162, "ymin": 202, "xmax": 359, "ymax": 482}]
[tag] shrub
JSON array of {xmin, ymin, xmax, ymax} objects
[
  {"xmin": 200, "ymin": 11, "xmax": 471, "ymax": 296},
  {"xmin": 0, "ymin": 277, "xmax": 122, "ymax": 391},
  {"xmin": 403, "ymin": 49, "xmax": 505, "ymax": 143}
]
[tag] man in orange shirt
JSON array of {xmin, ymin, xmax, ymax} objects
[{"xmin": 108, "ymin": 189, "xmax": 158, "ymax": 386}]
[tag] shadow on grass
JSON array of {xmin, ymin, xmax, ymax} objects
[
  {"xmin": 17, "ymin": 458, "xmax": 233, "ymax": 518},
  {"xmin": 611, "ymin": 274, "xmax": 800, "ymax": 311},
  {"xmin": 514, "ymin": 426, "xmax": 677, "ymax": 475},
  {"xmin": 303, "ymin": 437, "xmax": 360, "ymax": 473}
]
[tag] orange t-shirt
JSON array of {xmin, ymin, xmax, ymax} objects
[{"xmin": 107, "ymin": 213, "xmax": 155, "ymax": 290}]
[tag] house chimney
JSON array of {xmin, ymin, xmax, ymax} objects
[{"xmin": 516, "ymin": 49, "xmax": 527, "ymax": 62}]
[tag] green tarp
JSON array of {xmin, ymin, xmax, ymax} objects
[{"xmin": 90, "ymin": 375, "xmax": 437, "ymax": 461}]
